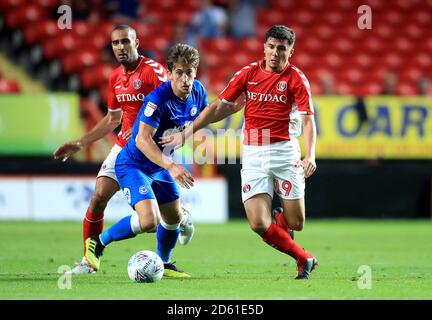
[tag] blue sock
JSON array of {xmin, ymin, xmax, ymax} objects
[
  {"xmin": 156, "ymin": 223, "xmax": 180, "ymax": 263},
  {"xmin": 99, "ymin": 215, "xmax": 136, "ymax": 246}
]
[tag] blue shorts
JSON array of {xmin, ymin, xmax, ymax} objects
[{"xmin": 115, "ymin": 161, "xmax": 180, "ymax": 209}]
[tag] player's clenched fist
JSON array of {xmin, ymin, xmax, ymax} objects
[
  {"xmin": 53, "ymin": 140, "xmax": 83, "ymax": 162},
  {"xmin": 167, "ymin": 163, "xmax": 194, "ymax": 189}
]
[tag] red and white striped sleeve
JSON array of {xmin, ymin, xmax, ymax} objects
[{"xmin": 143, "ymin": 58, "xmax": 168, "ymax": 89}]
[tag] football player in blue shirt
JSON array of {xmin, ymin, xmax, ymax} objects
[{"xmin": 84, "ymin": 43, "xmax": 207, "ymax": 277}]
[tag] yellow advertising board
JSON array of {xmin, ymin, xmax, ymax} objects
[
  {"xmin": 205, "ymin": 95, "xmax": 432, "ymax": 159},
  {"xmin": 314, "ymin": 96, "xmax": 432, "ymax": 159}
]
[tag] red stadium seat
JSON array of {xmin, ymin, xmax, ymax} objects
[
  {"xmin": 0, "ymin": 79, "xmax": 20, "ymax": 93},
  {"xmin": 238, "ymin": 38, "xmax": 262, "ymax": 56},
  {"xmin": 322, "ymin": 53, "xmax": 344, "ymax": 70},
  {"xmin": 143, "ymin": 37, "xmax": 170, "ymax": 54},
  {"xmin": 381, "ymin": 10, "xmax": 404, "ymax": 26},
  {"xmin": 71, "ymin": 21, "xmax": 95, "ymax": 38},
  {"xmin": 410, "ymin": 11, "xmax": 430, "ymax": 27},
  {"xmin": 80, "ymin": 64, "xmax": 114, "ymax": 90},
  {"xmin": 380, "ymin": 53, "xmax": 404, "ymax": 70},
  {"xmin": 61, "ymin": 51, "xmax": 99, "ymax": 75},
  {"xmin": 335, "ymin": 82, "xmax": 355, "ymax": 95},
  {"xmin": 310, "ymin": 80, "xmax": 322, "ymax": 95},
  {"xmin": 410, "ymin": 53, "xmax": 432, "ymax": 69},
  {"xmin": 334, "ymin": 38, "xmax": 356, "ymax": 55},
  {"xmin": 292, "ymin": 53, "xmax": 314, "ymax": 68},
  {"xmin": 301, "ymin": 37, "xmax": 323, "ymax": 53},
  {"xmin": 202, "ymin": 51, "xmax": 224, "ymax": 69},
  {"xmin": 23, "ymin": 20, "xmax": 58, "ymax": 46},
  {"xmin": 362, "ymin": 82, "xmax": 382, "ymax": 95},
  {"xmin": 304, "ymin": 0, "xmax": 326, "ymax": 10},
  {"xmin": 269, "ymin": 0, "xmax": 297, "ymax": 10},
  {"xmin": 399, "ymin": 68, "xmax": 423, "ymax": 83},
  {"xmin": 397, "ymin": 83, "xmax": 416, "ymax": 95},
  {"xmin": 208, "ymin": 80, "xmax": 227, "ymax": 95},
  {"xmin": 130, "ymin": 22, "xmax": 154, "ymax": 41},
  {"xmin": 147, "ymin": 0, "xmax": 177, "ymax": 11},
  {"xmin": 92, "ymin": 32, "xmax": 109, "ymax": 50},
  {"xmin": 294, "ymin": 10, "xmax": 314, "ymax": 26},
  {"xmin": 201, "ymin": 38, "xmax": 236, "ymax": 55},
  {"xmin": 5, "ymin": 4, "xmax": 45, "ymax": 29},
  {"xmin": 42, "ymin": 33, "xmax": 81, "ymax": 60},
  {"xmin": 364, "ymin": 37, "xmax": 385, "ymax": 54},
  {"xmin": 29, "ymin": 0, "xmax": 58, "ymax": 12},
  {"xmin": 335, "ymin": 0, "xmax": 357, "ymax": 11},
  {"xmin": 0, "ymin": 0, "xmax": 25, "ymax": 13},
  {"xmin": 401, "ymin": 25, "xmax": 424, "ymax": 40},
  {"xmin": 316, "ymin": 25, "xmax": 334, "ymax": 41},
  {"xmin": 321, "ymin": 11, "xmax": 345, "ymax": 27},
  {"xmin": 98, "ymin": 85, "xmax": 109, "ymax": 105},
  {"xmin": 352, "ymin": 53, "xmax": 374, "ymax": 69},
  {"xmin": 394, "ymin": 0, "xmax": 414, "ymax": 10},
  {"xmin": 257, "ymin": 10, "xmax": 286, "ymax": 26},
  {"xmin": 343, "ymin": 25, "xmax": 366, "ymax": 42},
  {"xmin": 338, "ymin": 68, "xmax": 366, "ymax": 86},
  {"xmin": 98, "ymin": 21, "xmax": 116, "ymax": 39},
  {"xmin": 392, "ymin": 38, "xmax": 415, "ymax": 54},
  {"xmin": 375, "ymin": 25, "xmax": 394, "ymax": 41},
  {"xmin": 172, "ymin": 9, "xmax": 194, "ymax": 24}
]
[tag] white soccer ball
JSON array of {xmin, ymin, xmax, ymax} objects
[{"xmin": 127, "ymin": 250, "xmax": 164, "ymax": 283}]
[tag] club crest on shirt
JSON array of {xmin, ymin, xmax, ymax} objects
[
  {"xmin": 144, "ymin": 101, "xmax": 157, "ymax": 117},
  {"xmin": 190, "ymin": 106, "xmax": 197, "ymax": 116},
  {"xmin": 242, "ymin": 184, "xmax": 251, "ymax": 193},
  {"xmin": 277, "ymin": 81, "xmax": 287, "ymax": 92},
  {"xmin": 139, "ymin": 186, "xmax": 148, "ymax": 195},
  {"xmin": 133, "ymin": 79, "xmax": 142, "ymax": 89}
]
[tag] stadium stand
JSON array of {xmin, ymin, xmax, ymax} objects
[{"xmin": 0, "ymin": 0, "xmax": 431, "ymax": 99}]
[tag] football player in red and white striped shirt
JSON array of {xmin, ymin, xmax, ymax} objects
[
  {"xmin": 54, "ymin": 25, "xmax": 193, "ymax": 274},
  {"xmin": 161, "ymin": 25, "xmax": 318, "ymax": 279}
]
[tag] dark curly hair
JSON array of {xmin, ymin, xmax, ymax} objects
[{"xmin": 265, "ymin": 25, "xmax": 295, "ymax": 45}]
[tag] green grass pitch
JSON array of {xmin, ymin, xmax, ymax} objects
[{"xmin": 0, "ymin": 219, "xmax": 431, "ymax": 299}]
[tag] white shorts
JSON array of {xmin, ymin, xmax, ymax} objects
[
  {"xmin": 240, "ymin": 140, "xmax": 305, "ymax": 202},
  {"xmin": 97, "ymin": 144, "xmax": 122, "ymax": 181}
]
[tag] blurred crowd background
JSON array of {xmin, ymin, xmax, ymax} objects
[{"xmin": 1, "ymin": 0, "xmax": 431, "ymax": 98}]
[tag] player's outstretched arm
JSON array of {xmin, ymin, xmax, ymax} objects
[
  {"xmin": 159, "ymin": 98, "xmax": 237, "ymax": 149},
  {"xmin": 136, "ymin": 121, "xmax": 194, "ymax": 189},
  {"xmin": 53, "ymin": 110, "xmax": 122, "ymax": 162},
  {"xmin": 301, "ymin": 114, "xmax": 317, "ymax": 178}
]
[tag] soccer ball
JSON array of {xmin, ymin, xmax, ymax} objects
[{"xmin": 127, "ymin": 250, "xmax": 164, "ymax": 283}]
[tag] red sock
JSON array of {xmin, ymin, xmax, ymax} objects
[
  {"xmin": 83, "ymin": 209, "xmax": 104, "ymax": 254},
  {"xmin": 261, "ymin": 222, "xmax": 309, "ymax": 262},
  {"xmin": 275, "ymin": 212, "xmax": 289, "ymax": 230}
]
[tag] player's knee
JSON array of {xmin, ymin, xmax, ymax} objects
[
  {"xmin": 249, "ymin": 221, "xmax": 269, "ymax": 235},
  {"xmin": 160, "ymin": 209, "xmax": 182, "ymax": 225},
  {"xmin": 91, "ymin": 189, "xmax": 112, "ymax": 208},
  {"xmin": 139, "ymin": 218, "xmax": 158, "ymax": 233},
  {"xmin": 289, "ymin": 219, "xmax": 305, "ymax": 231}
]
